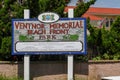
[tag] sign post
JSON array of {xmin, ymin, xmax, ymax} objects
[
  {"xmin": 12, "ymin": 9, "xmax": 86, "ymax": 80},
  {"xmin": 24, "ymin": 9, "xmax": 30, "ymax": 80},
  {"xmin": 68, "ymin": 8, "xmax": 74, "ymax": 80}
]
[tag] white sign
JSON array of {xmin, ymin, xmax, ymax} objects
[
  {"xmin": 12, "ymin": 18, "xmax": 86, "ymax": 55},
  {"xmin": 16, "ymin": 42, "xmax": 82, "ymax": 52},
  {"xmin": 38, "ymin": 12, "xmax": 59, "ymax": 23}
]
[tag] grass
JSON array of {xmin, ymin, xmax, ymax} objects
[{"xmin": 0, "ymin": 75, "xmax": 23, "ymax": 80}]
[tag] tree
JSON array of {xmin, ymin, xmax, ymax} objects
[
  {"xmin": 74, "ymin": 0, "xmax": 96, "ymax": 17},
  {"xmin": 27, "ymin": 0, "xmax": 96, "ymax": 17},
  {"xmin": 0, "ymin": 37, "xmax": 11, "ymax": 60},
  {"xmin": 0, "ymin": 0, "xmax": 28, "ymax": 60},
  {"xmin": 87, "ymin": 16, "xmax": 120, "ymax": 60},
  {"xmin": 27, "ymin": 0, "xmax": 66, "ymax": 17},
  {"xmin": 110, "ymin": 16, "xmax": 120, "ymax": 54},
  {"xmin": 87, "ymin": 18, "xmax": 103, "ymax": 59},
  {"xmin": 0, "ymin": 0, "xmax": 97, "ymax": 60}
]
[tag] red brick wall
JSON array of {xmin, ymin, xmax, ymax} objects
[
  {"xmin": 88, "ymin": 60, "xmax": 120, "ymax": 80},
  {"xmin": 0, "ymin": 62, "xmax": 18, "ymax": 77}
]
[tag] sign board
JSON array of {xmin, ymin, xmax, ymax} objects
[
  {"xmin": 12, "ymin": 18, "xmax": 86, "ymax": 55},
  {"xmin": 38, "ymin": 12, "xmax": 59, "ymax": 23}
]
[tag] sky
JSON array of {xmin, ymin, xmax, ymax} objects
[{"xmin": 68, "ymin": 0, "xmax": 120, "ymax": 8}]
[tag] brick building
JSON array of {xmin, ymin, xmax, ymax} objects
[
  {"xmin": 82, "ymin": 7, "xmax": 120, "ymax": 29},
  {"xmin": 64, "ymin": 6, "xmax": 120, "ymax": 29}
]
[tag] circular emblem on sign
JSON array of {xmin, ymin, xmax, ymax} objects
[{"xmin": 38, "ymin": 12, "xmax": 60, "ymax": 23}]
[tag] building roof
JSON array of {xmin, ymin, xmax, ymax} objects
[
  {"xmin": 85, "ymin": 7, "xmax": 120, "ymax": 15},
  {"xmin": 83, "ymin": 7, "xmax": 120, "ymax": 20},
  {"xmin": 64, "ymin": 6, "xmax": 120, "ymax": 20},
  {"xmin": 82, "ymin": 14, "xmax": 103, "ymax": 20}
]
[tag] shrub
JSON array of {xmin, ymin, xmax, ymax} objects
[{"xmin": 0, "ymin": 75, "xmax": 23, "ymax": 80}]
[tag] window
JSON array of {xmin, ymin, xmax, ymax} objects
[
  {"xmin": 105, "ymin": 18, "xmax": 109, "ymax": 27},
  {"xmin": 18, "ymin": 0, "xmax": 23, "ymax": 5},
  {"xmin": 110, "ymin": 18, "xmax": 113, "ymax": 26}
]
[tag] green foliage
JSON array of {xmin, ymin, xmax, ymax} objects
[
  {"xmin": 28, "ymin": 0, "xmax": 40, "ymax": 17},
  {"xmin": 74, "ymin": 0, "xmax": 96, "ymax": 17},
  {"xmin": 113, "ymin": 53, "xmax": 120, "ymax": 60},
  {"xmin": 0, "ymin": 0, "xmax": 96, "ymax": 61},
  {"xmin": 88, "ymin": 16, "xmax": 120, "ymax": 60},
  {"xmin": 111, "ymin": 16, "xmax": 120, "ymax": 33},
  {"xmin": 38, "ymin": 0, "xmax": 96, "ymax": 17},
  {"xmin": 103, "ymin": 53, "xmax": 110, "ymax": 60},
  {"xmin": 19, "ymin": 35, "xmax": 34, "ymax": 41},
  {"xmin": 0, "ymin": 37, "xmax": 11, "ymax": 60},
  {"xmin": 63, "ymin": 34, "xmax": 79, "ymax": 41},
  {"xmin": 109, "ymin": 16, "xmax": 120, "ymax": 58},
  {"xmin": 69, "ymin": 34, "xmax": 79, "ymax": 41},
  {"xmin": 0, "ymin": 75, "xmax": 23, "ymax": 80},
  {"xmin": 39, "ymin": 0, "xmax": 50, "ymax": 13},
  {"xmin": 19, "ymin": 35, "xmax": 27, "ymax": 41},
  {"xmin": 0, "ymin": 0, "xmax": 28, "ymax": 60},
  {"xmin": 29, "ymin": 0, "xmax": 66, "ymax": 17},
  {"xmin": 75, "ymin": 55, "xmax": 88, "ymax": 61},
  {"xmin": 92, "ymin": 56, "xmax": 101, "ymax": 61},
  {"xmin": 87, "ymin": 20, "xmax": 103, "ymax": 56},
  {"xmin": 104, "ymin": 16, "xmax": 120, "ymax": 55}
]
